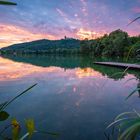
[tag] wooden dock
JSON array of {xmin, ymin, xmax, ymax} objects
[{"xmin": 94, "ymin": 62, "xmax": 140, "ymax": 70}]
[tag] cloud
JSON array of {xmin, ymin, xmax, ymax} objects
[
  {"xmin": 76, "ymin": 28, "xmax": 105, "ymax": 39},
  {"xmin": 0, "ymin": 57, "xmax": 60, "ymax": 81},
  {"xmin": 0, "ymin": 24, "xmax": 56, "ymax": 48},
  {"xmin": 132, "ymin": 7, "xmax": 140, "ymax": 13},
  {"xmin": 0, "ymin": 0, "xmax": 139, "ymax": 47}
]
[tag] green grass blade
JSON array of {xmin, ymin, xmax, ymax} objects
[
  {"xmin": 106, "ymin": 118, "xmax": 130, "ymax": 129},
  {"xmin": 125, "ymin": 46, "xmax": 135, "ymax": 62},
  {"xmin": 133, "ymin": 109, "xmax": 140, "ymax": 117},
  {"xmin": 102, "ymin": 67, "xmax": 129, "ymax": 89},
  {"xmin": 2, "ymin": 84, "xmax": 37, "ymax": 110},
  {"xmin": 124, "ymin": 78, "xmax": 137, "ymax": 84},
  {"xmin": 0, "ymin": 1, "xmax": 17, "ymax": 5},
  {"xmin": 0, "ymin": 102, "xmax": 8, "ymax": 111},
  {"xmin": 118, "ymin": 118, "xmax": 140, "ymax": 130},
  {"xmin": 0, "ymin": 111, "xmax": 9, "ymax": 121},
  {"xmin": 127, "ymin": 17, "xmax": 140, "ymax": 26},
  {"xmin": 119, "ymin": 122, "xmax": 140, "ymax": 140},
  {"xmin": 115, "ymin": 112, "xmax": 135, "ymax": 120},
  {"xmin": 25, "ymin": 119, "xmax": 35, "ymax": 139},
  {"xmin": 110, "ymin": 66, "xmax": 129, "ymax": 79},
  {"xmin": 136, "ymin": 49, "xmax": 140, "ymax": 53},
  {"xmin": 125, "ymin": 88, "xmax": 140, "ymax": 100},
  {"xmin": 20, "ymin": 132, "xmax": 30, "ymax": 140},
  {"xmin": 37, "ymin": 130, "xmax": 60, "ymax": 136},
  {"xmin": 104, "ymin": 132, "xmax": 111, "ymax": 140},
  {"xmin": 20, "ymin": 130, "xmax": 59, "ymax": 140}
]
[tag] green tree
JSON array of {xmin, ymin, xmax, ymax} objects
[
  {"xmin": 80, "ymin": 39, "xmax": 91, "ymax": 54},
  {"xmin": 102, "ymin": 29, "xmax": 129, "ymax": 57}
]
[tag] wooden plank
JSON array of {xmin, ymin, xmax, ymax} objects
[{"xmin": 94, "ymin": 62, "xmax": 140, "ymax": 70}]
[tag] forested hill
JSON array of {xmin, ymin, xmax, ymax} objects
[
  {"xmin": 0, "ymin": 38, "xmax": 81, "ymax": 53},
  {"xmin": 0, "ymin": 29, "xmax": 140, "ymax": 58}
]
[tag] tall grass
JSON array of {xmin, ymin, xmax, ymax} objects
[
  {"xmin": 105, "ymin": 18, "xmax": 140, "ymax": 139},
  {"xmin": 0, "ymin": 0, "xmax": 17, "ymax": 5},
  {"xmin": 0, "ymin": 84, "xmax": 37, "ymax": 121},
  {"xmin": 106, "ymin": 110, "xmax": 140, "ymax": 140},
  {"xmin": 0, "ymin": 84, "xmax": 59, "ymax": 139}
]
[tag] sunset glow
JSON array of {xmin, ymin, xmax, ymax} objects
[
  {"xmin": 0, "ymin": 57, "xmax": 60, "ymax": 81},
  {"xmin": 76, "ymin": 68, "xmax": 102, "ymax": 78},
  {"xmin": 0, "ymin": 0, "xmax": 139, "ymax": 48},
  {"xmin": 0, "ymin": 24, "xmax": 56, "ymax": 48},
  {"xmin": 76, "ymin": 28, "xmax": 105, "ymax": 40}
]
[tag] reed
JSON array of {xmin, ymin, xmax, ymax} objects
[{"xmin": 0, "ymin": 0, "xmax": 17, "ymax": 5}]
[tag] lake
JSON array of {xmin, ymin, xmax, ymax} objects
[{"xmin": 0, "ymin": 55, "xmax": 140, "ymax": 140}]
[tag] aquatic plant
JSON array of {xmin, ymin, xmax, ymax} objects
[
  {"xmin": 105, "ymin": 66, "xmax": 140, "ymax": 140},
  {"xmin": 0, "ymin": 0, "xmax": 17, "ymax": 5},
  {"xmin": 0, "ymin": 84, "xmax": 37, "ymax": 121},
  {"xmin": 0, "ymin": 84, "xmax": 59, "ymax": 139},
  {"xmin": 105, "ymin": 110, "xmax": 140, "ymax": 140}
]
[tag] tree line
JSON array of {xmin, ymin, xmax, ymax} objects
[
  {"xmin": 0, "ymin": 29, "xmax": 140, "ymax": 58},
  {"xmin": 80, "ymin": 29, "xmax": 140, "ymax": 58}
]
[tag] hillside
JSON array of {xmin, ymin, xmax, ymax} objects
[
  {"xmin": 0, "ymin": 38, "xmax": 81, "ymax": 54},
  {"xmin": 0, "ymin": 30, "xmax": 140, "ymax": 58}
]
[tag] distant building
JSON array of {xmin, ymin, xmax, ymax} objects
[{"xmin": 64, "ymin": 36, "xmax": 74, "ymax": 40}]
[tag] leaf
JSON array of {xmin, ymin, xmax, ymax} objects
[
  {"xmin": 115, "ymin": 112, "xmax": 136, "ymax": 120},
  {"xmin": 110, "ymin": 66, "xmax": 129, "ymax": 79},
  {"xmin": 2, "ymin": 84, "xmax": 37, "ymax": 110},
  {"xmin": 120, "ymin": 118, "xmax": 140, "ymax": 130},
  {"xmin": 104, "ymin": 132, "xmax": 111, "ymax": 140},
  {"xmin": 25, "ymin": 119, "xmax": 35, "ymax": 139},
  {"xmin": 20, "ymin": 132, "xmax": 30, "ymax": 140},
  {"xmin": 133, "ymin": 109, "xmax": 140, "ymax": 117},
  {"xmin": 0, "ymin": 102, "xmax": 8, "ymax": 111},
  {"xmin": 0, "ymin": 1, "xmax": 17, "ymax": 5},
  {"xmin": 106, "ymin": 118, "xmax": 131, "ymax": 129},
  {"xmin": 37, "ymin": 130, "xmax": 60, "ymax": 137},
  {"xmin": 125, "ymin": 46, "xmax": 135, "ymax": 62},
  {"xmin": 11, "ymin": 119, "xmax": 20, "ymax": 140},
  {"xmin": 125, "ymin": 88, "xmax": 140, "ymax": 100},
  {"xmin": 19, "ymin": 130, "xmax": 60, "ymax": 140},
  {"xmin": 0, "ymin": 111, "xmax": 9, "ymax": 121},
  {"xmin": 118, "ymin": 122, "xmax": 140, "ymax": 140},
  {"xmin": 136, "ymin": 49, "xmax": 140, "ymax": 53},
  {"xmin": 124, "ymin": 78, "xmax": 137, "ymax": 84}
]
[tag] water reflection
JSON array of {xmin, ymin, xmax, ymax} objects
[
  {"xmin": 0, "ymin": 55, "xmax": 140, "ymax": 140},
  {"xmin": 1, "ymin": 55, "xmax": 140, "ymax": 81},
  {"xmin": 137, "ymin": 80, "xmax": 140, "ymax": 97},
  {"xmin": 0, "ymin": 57, "xmax": 62, "ymax": 81}
]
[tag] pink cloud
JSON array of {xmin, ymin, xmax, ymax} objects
[
  {"xmin": 76, "ymin": 28, "xmax": 106, "ymax": 39},
  {"xmin": 132, "ymin": 7, "xmax": 140, "ymax": 13},
  {"xmin": 0, "ymin": 24, "xmax": 56, "ymax": 48}
]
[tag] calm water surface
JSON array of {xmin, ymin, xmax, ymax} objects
[{"xmin": 0, "ymin": 55, "xmax": 140, "ymax": 140}]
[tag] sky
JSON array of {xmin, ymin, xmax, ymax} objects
[{"xmin": 0, "ymin": 0, "xmax": 140, "ymax": 48}]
